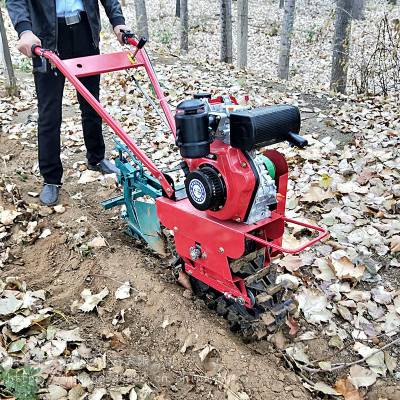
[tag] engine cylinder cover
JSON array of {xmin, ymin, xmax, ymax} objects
[{"xmin": 185, "ymin": 165, "xmax": 226, "ymax": 211}]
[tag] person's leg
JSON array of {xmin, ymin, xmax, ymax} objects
[
  {"xmin": 34, "ymin": 19, "xmax": 75, "ymax": 186},
  {"xmin": 34, "ymin": 68, "xmax": 65, "ymax": 185},
  {"xmin": 72, "ymin": 15, "xmax": 105, "ymax": 165}
]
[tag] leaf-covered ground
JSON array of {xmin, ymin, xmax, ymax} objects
[{"xmin": 0, "ymin": 1, "xmax": 399, "ymax": 399}]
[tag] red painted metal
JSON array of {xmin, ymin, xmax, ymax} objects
[
  {"xmin": 62, "ymin": 51, "xmax": 144, "ymax": 77},
  {"xmin": 245, "ymin": 217, "xmax": 329, "ymax": 254},
  {"xmin": 157, "ymin": 163, "xmax": 329, "ymax": 308},
  {"xmin": 32, "ymin": 44, "xmax": 176, "ymax": 197}
]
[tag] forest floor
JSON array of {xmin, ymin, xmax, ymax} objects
[{"xmin": 0, "ymin": 1, "xmax": 399, "ymax": 400}]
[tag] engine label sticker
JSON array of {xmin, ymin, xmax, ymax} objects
[{"xmin": 189, "ymin": 179, "xmax": 206, "ymax": 205}]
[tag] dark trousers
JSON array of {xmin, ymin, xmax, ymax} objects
[{"xmin": 34, "ymin": 14, "xmax": 105, "ymax": 185}]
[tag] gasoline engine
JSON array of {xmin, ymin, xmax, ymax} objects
[{"xmin": 175, "ymin": 95, "xmax": 307, "ymax": 225}]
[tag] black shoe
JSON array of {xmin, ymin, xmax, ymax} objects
[
  {"xmin": 39, "ymin": 184, "xmax": 60, "ymax": 206},
  {"xmin": 87, "ymin": 158, "xmax": 119, "ymax": 175}
]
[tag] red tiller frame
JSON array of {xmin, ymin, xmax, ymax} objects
[
  {"xmin": 245, "ymin": 217, "xmax": 329, "ymax": 254},
  {"xmin": 32, "ymin": 38, "xmax": 176, "ymax": 197}
]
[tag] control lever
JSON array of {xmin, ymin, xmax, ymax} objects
[
  {"xmin": 31, "ymin": 44, "xmax": 48, "ymax": 73},
  {"xmin": 130, "ymin": 37, "xmax": 147, "ymax": 59},
  {"xmin": 287, "ymin": 132, "xmax": 308, "ymax": 148}
]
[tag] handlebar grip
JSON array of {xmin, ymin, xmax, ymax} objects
[
  {"xmin": 120, "ymin": 29, "xmax": 134, "ymax": 44},
  {"xmin": 31, "ymin": 44, "xmax": 41, "ymax": 57},
  {"xmin": 137, "ymin": 37, "xmax": 147, "ymax": 49}
]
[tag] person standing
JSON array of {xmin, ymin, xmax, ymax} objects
[{"xmin": 6, "ymin": 0, "xmax": 129, "ymax": 205}]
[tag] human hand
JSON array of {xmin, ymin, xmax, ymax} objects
[
  {"xmin": 17, "ymin": 31, "xmax": 41, "ymax": 58},
  {"xmin": 113, "ymin": 25, "xmax": 130, "ymax": 44}
]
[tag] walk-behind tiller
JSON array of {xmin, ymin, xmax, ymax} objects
[{"xmin": 33, "ymin": 33, "xmax": 328, "ymax": 339}]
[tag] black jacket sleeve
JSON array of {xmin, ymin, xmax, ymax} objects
[
  {"xmin": 5, "ymin": 0, "xmax": 32, "ymax": 37},
  {"xmin": 100, "ymin": 0, "xmax": 125, "ymax": 28}
]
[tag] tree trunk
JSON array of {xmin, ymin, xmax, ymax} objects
[
  {"xmin": 220, "ymin": 0, "xmax": 233, "ymax": 63},
  {"xmin": 180, "ymin": 0, "xmax": 189, "ymax": 54},
  {"xmin": 134, "ymin": 0, "xmax": 149, "ymax": 39},
  {"xmin": 352, "ymin": 0, "xmax": 365, "ymax": 20},
  {"xmin": 278, "ymin": 0, "xmax": 296, "ymax": 80},
  {"xmin": 120, "ymin": 0, "xmax": 126, "ymax": 6},
  {"xmin": 176, "ymin": 0, "xmax": 181, "ymax": 18},
  {"xmin": 0, "ymin": 7, "xmax": 18, "ymax": 96},
  {"xmin": 237, "ymin": 0, "xmax": 248, "ymax": 68},
  {"xmin": 388, "ymin": 0, "xmax": 397, "ymax": 5},
  {"xmin": 279, "ymin": 0, "xmax": 285, "ymax": 8},
  {"xmin": 330, "ymin": 0, "xmax": 353, "ymax": 93}
]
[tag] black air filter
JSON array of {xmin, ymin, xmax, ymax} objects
[{"xmin": 230, "ymin": 105, "xmax": 301, "ymax": 151}]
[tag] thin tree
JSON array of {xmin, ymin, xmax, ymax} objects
[
  {"xmin": 279, "ymin": 0, "xmax": 285, "ymax": 8},
  {"xmin": 176, "ymin": 0, "xmax": 181, "ymax": 18},
  {"xmin": 237, "ymin": 0, "xmax": 248, "ymax": 68},
  {"xmin": 220, "ymin": 0, "xmax": 233, "ymax": 63},
  {"xmin": 180, "ymin": 0, "xmax": 188, "ymax": 54},
  {"xmin": 352, "ymin": 0, "xmax": 365, "ymax": 20},
  {"xmin": 134, "ymin": 0, "xmax": 149, "ymax": 39},
  {"xmin": 0, "ymin": 7, "xmax": 17, "ymax": 96},
  {"xmin": 278, "ymin": 0, "xmax": 296, "ymax": 80},
  {"xmin": 330, "ymin": 0, "xmax": 353, "ymax": 93}
]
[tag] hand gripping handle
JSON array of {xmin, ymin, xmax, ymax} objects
[
  {"xmin": 31, "ymin": 45, "xmax": 48, "ymax": 73},
  {"xmin": 31, "ymin": 44, "xmax": 42, "ymax": 57}
]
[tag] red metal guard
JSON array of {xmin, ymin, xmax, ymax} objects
[{"xmin": 245, "ymin": 216, "xmax": 329, "ymax": 254}]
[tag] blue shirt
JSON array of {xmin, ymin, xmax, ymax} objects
[{"xmin": 56, "ymin": 0, "xmax": 85, "ymax": 17}]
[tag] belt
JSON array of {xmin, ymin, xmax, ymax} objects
[{"xmin": 58, "ymin": 11, "xmax": 86, "ymax": 26}]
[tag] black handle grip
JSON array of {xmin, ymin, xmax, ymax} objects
[
  {"xmin": 30, "ymin": 45, "xmax": 48, "ymax": 73},
  {"xmin": 120, "ymin": 29, "xmax": 135, "ymax": 44},
  {"xmin": 287, "ymin": 132, "xmax": 308, "ymax": 148},
  {"xmin": 31, "ymin": 44, "xmax": 41, "ymax": 57},
  {"xmin": 137, "ymin": 37, "xmax": 147, "ymax": 49}
]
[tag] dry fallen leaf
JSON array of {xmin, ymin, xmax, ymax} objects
[
  {"xmin": 349, "ymin": 365, "xmax": 378, "ymax": 388},
  {"xmin": 79, "ymin": 288, "xmax": 109, "ymax": 312},
  {"xmin": 329, "ymin": 250, "xmax": 365, "ymax": 282},
  {"xmin": 115, "ymin": 281, "xmax": 131, "ymax": 300},
  {"xmin": 86, "ymin": 353, "xmax": 107, "ymax": 372},
  {"xmin": 39, "ymin": 228, "xmax": 52, "ymax": 239},
  {"xmin": 180, "ymin": 332, "xmax": 198, "ymax": 354},
  {"xmin": 88, "ymin": 388, "xmax": 107, "ymax": 400},
  {"xmin": 301, "ymin": 184, "xmax": 333, "ymax": 203},
  {"xmin": 335, "ymin": 378, "xmax": 363, "ymax": 400},
  {"xmin": 78, "ymin": 170, "xmax": 101, "ymax": 184},
  {"xmin": 198, "ymin": 344, "xmax": 221, "ymax": 375},
  {"xmin": 277, "ymin": 254, "xmax": 302, "ymax": 272},
  {"xmin": 87, "ymin": 236, "xmax": 107, "ymax": 248},
  {"xmin": 0, "ymin": 295, "xmax": 23, "ymax": 316},
  {"xmin": 390, "ymin": 235, "xmax": 400, "ymax": 253},
  {"xmin": 296, "ymin": 288, "xmax": 333, "ymax": 324},
  {"xmin": 314, "ymin": 381, "xmax": 339, "ymax": 396},
  {"xmin": 0, "ymin": 209, "xmax": 21, "ymax": 225},
  {"xmin": 353, "ymin": 342, "xmax": 387, "ymax": 376}
]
